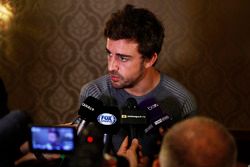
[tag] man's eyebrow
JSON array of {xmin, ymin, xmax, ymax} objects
[
  {"xmin": 106, "ymin": 48, "xmax": 132, "ymax": 57},
  {"xmin": 106, "ymin": 48, "xmax": 111, "ymax": 54},
  {"xmin": 116, "ymin": 53, "xmax": 131, "ymax": 58}
]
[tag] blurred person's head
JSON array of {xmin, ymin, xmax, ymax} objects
[{"xmin": 156, "ymin": 116, "xmax": 237, "ymax": 167}]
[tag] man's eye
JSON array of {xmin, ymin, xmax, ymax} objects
[{"xmin": 119, "ymin": 56, "xmax": 128, "ymax": 62}]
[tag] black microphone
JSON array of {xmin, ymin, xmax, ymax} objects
[
  {"xmin": 138, "ymin": 97, "xmax": 182, "ymax": 158},
  {"xmin": 138, "ymin": 97, "xmax": 182, "ymax": 134},
  {"xmin": 121, "ymin": 98, "xmax": 147, "ymax": 144},
  {"xmin": 77, "ymin": 96, "xmax": 103, "ymax": 135},
  {"xmin": 96, "ymin": 106, "xmax": 120, "ymax": 154}
]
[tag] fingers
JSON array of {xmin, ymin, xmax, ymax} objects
[
  {"xmin": 43, "ymin": 153, "xmax": 61, "ymax": 160},
  {"xmin": 14, "ymin": 153, "xmax": 36, "ymax": 166},
  {"xmin": 117, "ymin": 136, "xmax": 129, "ymax": 155},
  {"xmin": 121, "ymin": 136, "xmax": 129, "ymax": 148},
  {"xmin": 19, "ymin": 141, "xmax": 30, "ymax": 154},
  {"xmin": 130, "ymin": 138, "xmax": 139, "ymax": 151},
  {"xmin": 159, "ymin": 127, "xmax": 165, "ymax": 136},
  {"xmin": 103, "ymin": 153, "xmax": 117, "ymax": 167}
]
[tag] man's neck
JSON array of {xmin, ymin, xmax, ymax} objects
[{"xmin": 124, "ymin": 69, "xmax": 160, "ymax": 97}]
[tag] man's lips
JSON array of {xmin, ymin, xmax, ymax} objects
[{"xmin": 110, "ymin": 75, "xmax": 120, "ymax": 82}]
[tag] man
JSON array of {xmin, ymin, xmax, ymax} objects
[
  {"xmin": 46, "ymin": 129, "xmax": 61, "ymax": 151},
  {"xmin": 156, "ymin": 116, "xmax": 237, "ymax": 167},
  {"xmin": 14, "ymin": 3, "xmax": 197, "ymax": 166},
  {"xmin": 80, "ymin": 3, "xmax": 197, "ymax": 163},
  {"xmin": 0, "ymin": 110, "xmax": 32, "ymax": 167}
]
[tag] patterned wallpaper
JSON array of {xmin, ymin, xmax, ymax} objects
[{"xmin": 0, "ymin": 0, "xmax": 250, "ymax": 129}]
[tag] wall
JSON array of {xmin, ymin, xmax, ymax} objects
[{"xmin": 0, "ymin": 0, "xmax": 249, "ymax": 129}]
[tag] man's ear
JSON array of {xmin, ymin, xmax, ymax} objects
[
  {"xmin": 152, "ymin": 158, "xmax": 160, "ymax": 167},
  {"xmin": 144, "ymin": 53, "xmax": 158, "ymax": 68}
]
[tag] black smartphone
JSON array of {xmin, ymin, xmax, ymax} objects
[{"xmin": 29, "ymin": 125, "xmax": 76, "ymax": 154}]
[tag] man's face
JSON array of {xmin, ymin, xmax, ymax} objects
[
  {"xmin": 106, "ymin": 38, "xmax": 146, "ymax": 89},
  {"xmin": 48, "ymin": 132, "xmax": 58, "ymax": 143}
]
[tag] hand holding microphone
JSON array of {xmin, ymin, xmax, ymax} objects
[{"xmin": 117, "ymin": 136, "xmax": 142, "ymax": 167}]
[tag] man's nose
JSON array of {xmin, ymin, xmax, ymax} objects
[{"xmin": 108, "ymin": 56, "xmax": 119, "ymax": 71}]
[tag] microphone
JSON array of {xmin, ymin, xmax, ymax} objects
[
  {"xmin": 77, "ymin": 96, "xmax": 103, "ymax": 135},
  {"xmin": 121, "ymin": 98, "xmax": 147, "ymax": 144},
  {"xmin": 138, "ymin": 97, "xmax": 182, "ymax": 134},
  {"xmin": 138, "ymin": 97, "xmax": 182, "ymax": 158},
  {"xmin": 96, "ymin": 106, "xmax": 120, "ymax": 154}
]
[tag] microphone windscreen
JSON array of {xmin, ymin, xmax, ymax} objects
[
  {"xmin": 78, "ymin": 96, "xmax": 103, "ymax": 122},
  {"xmin": 96, "ymin": 106, "xmax": 120, "ymax": 134},
  {"xmin": 126, "ymin": 98, "xmax": 138, "ymax": 110},
  {"xmin": 139, "ymin": 97, "xmax": 182, "ymax": 134},
  {"xmin": 121, "ymin": 98, "xmax": 147, "ymax": 125},
  {"xmin": 158, "ymin": 97, "xmax": 182, "ymax": 123},
  {"xmin": 138, "ymin": 98, "xmax": 164, "ymax": 124}
]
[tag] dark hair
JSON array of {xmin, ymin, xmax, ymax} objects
[{"xmin": 104, "ymin": 4, "xmax": 165, "ymax": 59}]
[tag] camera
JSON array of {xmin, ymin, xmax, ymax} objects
[{"xmin": 28, "ymin": 125, "xmax": 76, "ymax": 154}]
